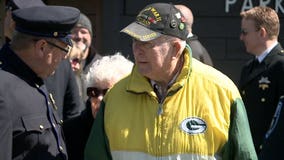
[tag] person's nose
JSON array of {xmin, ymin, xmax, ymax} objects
[{"xmin": 72, "ymin": 32, "xmax": 82, "ymax": 42}]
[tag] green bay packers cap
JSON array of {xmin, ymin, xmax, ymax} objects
[
  {"xmin": 121, "ymin": 3, "xmax": 188, "ymax": 42},
  {"xmin": 12, "ymin": 5, "xmax": 80, "ymax": 46}
]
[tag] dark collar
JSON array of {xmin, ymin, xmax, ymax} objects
[{"xmin": 0, "ymin": 43, "xmax": 44, "ymax": 87}]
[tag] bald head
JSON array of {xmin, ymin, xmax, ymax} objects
[{"xmin": 175, "ymin": 4, "xmax": 193, "ymax": 33}]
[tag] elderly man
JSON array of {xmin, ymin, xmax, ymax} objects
[
  {"xmin": 0, "ymin": 5, "xmax": 79, "ymax": 160},
  {"xmin": 84, "ymin": 3, "xmax": 257, "ymax": 160}
]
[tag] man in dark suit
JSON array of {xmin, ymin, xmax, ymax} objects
[
  {"xmin": 0, "ymin": 5, "xmax": 80, "ymax": 159},
  {"xmin": 4, "ymin": 0, "xmax": 84, "ymax": 121},
  {"xmin": 238, "ymin": 6, "xmax": 284, "ymax": 156},
  {"xmin": 175, "ymin": 4, "xmax": 213, "ymax": 66}
]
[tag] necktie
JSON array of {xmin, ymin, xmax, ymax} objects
[{"xmin": 253, "ymin": 58, "xmax": 260, "ymax": 69}]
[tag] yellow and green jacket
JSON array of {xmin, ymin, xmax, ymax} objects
[{"xmin": 84, "ymin": 47, "xmax": 257, "ymax": 160}]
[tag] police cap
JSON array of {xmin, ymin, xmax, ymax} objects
[{"xmin": 12, "ymin": 6, "xmax": 80, "ymax": 46}]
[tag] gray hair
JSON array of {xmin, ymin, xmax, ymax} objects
[{"xmin": 85, "ymin": 53, "xmax": 134, "ymax": 87}]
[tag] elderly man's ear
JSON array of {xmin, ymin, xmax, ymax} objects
[{"xmin": 172, "ymin": 41, "xmax": 183, "ymax": 59}]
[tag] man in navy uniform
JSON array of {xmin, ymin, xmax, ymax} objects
[
  {"xmin": 4, "ymin": 0, "xmax": 84, "ymax": 121},
  {"xmin": 0, "ymin": 5, "xmax": 80, "ymax": 160},
  {"xmin": 239, "ymin": 6, "xmax": 284, "ymax": 155}
]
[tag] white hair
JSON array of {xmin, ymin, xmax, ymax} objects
[{"xmin": 85, "ymin": 53, "xmax": 134, "ymax": 87}]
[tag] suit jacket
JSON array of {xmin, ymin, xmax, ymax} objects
[
  {"xmin": 0, "ymin": 43, "xmax": 67, "ymax": 160},
  {"xmin": 239, "ymin": 43, "xmax": 284, "ymax": 154},
  {"xmin": 186, "ymin": 34, "xmax": 213, "ymax": 66}
]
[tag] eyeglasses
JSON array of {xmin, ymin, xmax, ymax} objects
[
  {"xmin": 46, "ymin": 41, "xmax": 71, "ymax": 55},
  {"xmin": 87, "ymin": 87, "xmax": 109, "ymax": 98},
  {"xmin": 132, "ymin": 37, "xmax": 174, "ymax": 49},
  {"xmin": 134, "ymin": 39, "xmax": 158, "ymax": 49},
  {"xmin": 240, "ymin": 29, "xmax": 259, "ymax": 36}
]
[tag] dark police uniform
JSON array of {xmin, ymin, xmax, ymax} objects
[
  {"xmin": 239, "ymin": 43, "xmax": 284, "ymax": 154},
  {"xmin": 259, "ymin": 96, "xmax": 284, "ymax": 159},
  {"xmin": 5, "ymin": 0, "xmax": 83, "ymax": 121},
  {"xmin": 0, "ymin": 6, "xmax": 80, "ymax": 160}
]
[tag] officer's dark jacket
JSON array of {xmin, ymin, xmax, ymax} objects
[
  {"xmin": 0, "ymin": 44, "xmax": 67, "ymax": 160},
  {"xmin": 239, "ymin": 43, "xmax": 284, "ymax": 154}
]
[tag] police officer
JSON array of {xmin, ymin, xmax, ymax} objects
[
  {"xmin": 4, "ymin": 0, "xmax": 84, "ymax": 121},
  {"xmin": 0, "ymin": 5, "xmax": 80, "ymax": 160}
]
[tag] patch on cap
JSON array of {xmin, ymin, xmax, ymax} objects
[{"xmin": 121, "ymin": 3, "xmax": 188, "ymax": 41}]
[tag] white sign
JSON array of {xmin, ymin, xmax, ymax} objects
[{"xmin": 225, "ymin": 0, "xmax": 284, "ymax": 13}]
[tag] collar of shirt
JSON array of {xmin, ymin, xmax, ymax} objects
[
  {"xmin": 256, "ymin": 41, "xmax": 278, "ymax": 63},
  {"xmin": 150, "ymin": 68, "xmax": 180, "ymax": 100}
]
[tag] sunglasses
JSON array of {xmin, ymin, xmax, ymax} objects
[
  {"xmin": 87, "ymin": 87, "xmax": 108, "ymax": 98},
  {"xmin": 240, "ymin": 28, "xmax": 259, "ymax": 36}
]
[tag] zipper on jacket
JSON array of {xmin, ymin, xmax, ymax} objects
[{"xmin": 157, "ymin": 103, "xmax": 163, "ymax": 115}]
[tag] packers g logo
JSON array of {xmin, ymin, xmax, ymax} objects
[{"xmin": 180, "ymin": 117, "xmax": 207, "ymax": 134}]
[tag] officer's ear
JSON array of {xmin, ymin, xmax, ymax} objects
[{"xmin": 34, "ymin": 39, "xmax": 48, "ymax": 54}]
